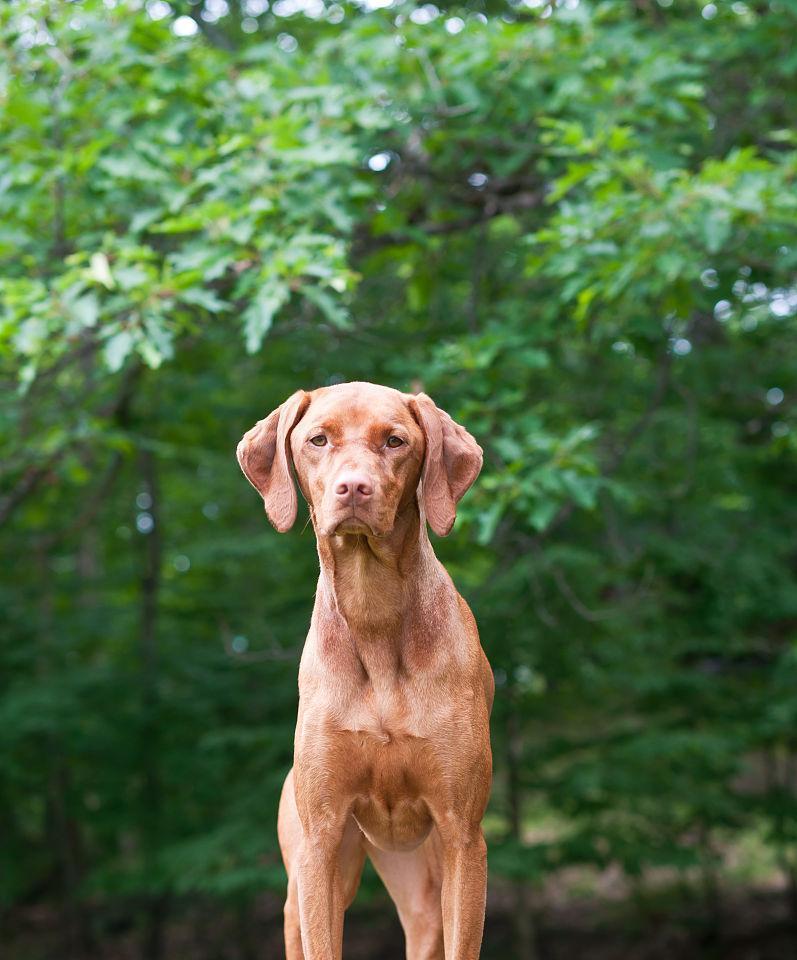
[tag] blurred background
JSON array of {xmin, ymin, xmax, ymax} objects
[{"xmin": 1, "ymin": 0, "xmax": 797, "ymax": 957}]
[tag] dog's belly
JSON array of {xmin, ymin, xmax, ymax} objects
[{"xmin": 345, "ymin": 730, "xmax": 434, "ymax": 852}]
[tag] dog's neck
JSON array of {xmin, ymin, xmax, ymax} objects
[{"xmin": 313, "ymin": 498, "xmax": 442, "ymax": 640}]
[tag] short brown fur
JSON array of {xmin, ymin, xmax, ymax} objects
[{"xmin": 237, "ymin": 381, "xmax": 494, "ymax": 960}]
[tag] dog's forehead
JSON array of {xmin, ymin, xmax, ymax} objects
[{"xmin": 307, "ymin": 382, "xmax": 414, "ymax": 428}]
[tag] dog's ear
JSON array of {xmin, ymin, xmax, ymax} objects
[
  {"xmin": 236, "ymin": 390, "xmax": 311, "ymax": 532},
  {"xmin": 410, "ymin": 393, "xmax": 483, "ymax": 537}
]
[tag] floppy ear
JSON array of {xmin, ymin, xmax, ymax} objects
[
  {"xmin": 236, "ymin": 390, "xmax": 311, "ymax": 532},
  {"xmin": 410, "ymin": 393, "xmax": 483, "ymax": 537}
]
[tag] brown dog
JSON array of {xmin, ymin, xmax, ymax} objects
[{"xmin": 237, "ymin": 381, "xmax": 493, "ymax": 960}]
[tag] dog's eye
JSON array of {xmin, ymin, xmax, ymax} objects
[
  {"xmin": 309, "ymin": 435, "xmax": 327, "ymax": 447},
  {"xmin": 386, "ymin": 436, "xmax": 404, "ymax": 448}
]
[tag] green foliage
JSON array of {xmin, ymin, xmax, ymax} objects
[{"xmin": 2, "ymin": 0, "xmax": 797, "ymax": 949}]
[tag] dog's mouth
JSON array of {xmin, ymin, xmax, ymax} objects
[
  {"xmin": 333, "ymin": 516, "xmax": 374, "ymax": 536},
  {"xmin": 322, "ymin": 508, "xmax": 391, "ymax": 539}
]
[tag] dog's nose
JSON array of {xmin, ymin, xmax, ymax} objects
[{"xmin": 334, "ymin": 471, "xmax": 373, "ymax": 503}]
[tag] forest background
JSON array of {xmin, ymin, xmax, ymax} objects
[{"xmin": 2, "ymin": 0, "xmax": 797, "ymax": 957}]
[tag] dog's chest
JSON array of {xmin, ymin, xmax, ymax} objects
[
  {"xmin": 333, "ymin": 680, "xmax": 440, "ymax": 851},
  {"xmin": 337, "ymin": 671, "xmax": 437, "ymax": 743},
  {"xmin": 346, "ymin": 720, "xmax": 436, "ymax": 852}
]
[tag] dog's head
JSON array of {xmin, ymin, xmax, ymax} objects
[{"xmin": 236, "ymin": 381, "xmax": 482, "ymax": 538}]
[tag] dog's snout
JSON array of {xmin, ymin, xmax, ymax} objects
[{"xmin": 334, "ymin": 471, "xmax": 373, "ymax": 502}]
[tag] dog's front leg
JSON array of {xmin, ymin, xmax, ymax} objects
[
  {"xmin": 295, "ymin": 822, "xmax": 346, "ymax": 960},
  {"xmin": 438, "ymin": 825, "xmax": 488, "ymax": 960},
  {"xmin": 295, "ymin": 804, "xmax": 365, "ymax": 960}
]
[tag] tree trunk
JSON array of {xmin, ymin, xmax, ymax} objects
[
  {"xmin": 506, "ymin": 698, "xmax": 540, "ymax": 960},
  {"xmin": 697, "ymin": 824, "xmax": 721, "ymax": 944},
  {"xmin": 137, "ymin": 449, "xmax": 168, "ymax": 960},
  {"xmin": 37, "ymin": 548, "xmax": 93, "ymax": 958}
]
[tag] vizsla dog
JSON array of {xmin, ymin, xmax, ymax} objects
[{"xmin": 237, "ymin": 381, "xmax": 493, "ymax": 960}]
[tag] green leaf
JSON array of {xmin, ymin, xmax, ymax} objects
[
  {"xmin": 88, "ymin": 253, "xmax": 115, "ymax": 289},
  {"xmin": 300, "ymin": 285, "xmax": 351, "ymax": 330},
  {"xmin": 701, "ymin": 209, "xmax": 731, "ymax": 254},
  {"xmin": 243, "ymin": 279, "xmax": 290, "ymax": 353},
  {"xmin": 179, "ymin": 288, "xmax": 229, "ymax": 314},
  {"xmin": 104, "ymin": 329, "xmax": 134, "ymax": 372},
  {"xmin": 68, "ymin": 293, "xmax": 99, "ymax": 328}
]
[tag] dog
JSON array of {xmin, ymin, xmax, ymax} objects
[{"xmin": 237, "ymin": 381, "xmax": 493, "ymax": 960}]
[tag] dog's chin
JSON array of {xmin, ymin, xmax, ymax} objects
[{"xmin": 323, "ymin": 515, "xmax": 390, "ymax": 539}]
